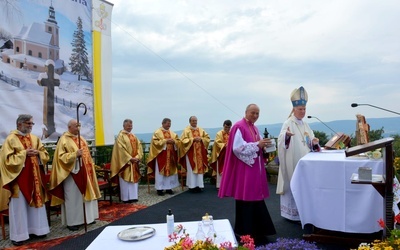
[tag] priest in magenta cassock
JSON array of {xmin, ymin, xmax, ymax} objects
[{"xmin": 218, "ymin": 104, "xmax": 276, "ymax": 246}]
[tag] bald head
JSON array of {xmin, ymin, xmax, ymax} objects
[
  {"xmin": 68, "ymin": 119, "xmax": 80, "ymax": 135},
  {"xmin": 246, "ymin": 104, "xmax": 259, "ymax": 112},
  {"xmin": 245, "ymin": 104, "xmax": 260, "ymax": 124}
]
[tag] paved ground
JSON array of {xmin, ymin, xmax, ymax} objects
[{"xmin": 0, "ymin": 184, "xmax": 186, "ymax": 249}]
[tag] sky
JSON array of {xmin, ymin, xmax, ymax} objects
[{"xmin": 106, "ymin": 0, "xmax": 400, "ymax": 134}]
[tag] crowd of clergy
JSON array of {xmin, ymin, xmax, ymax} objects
[{"xmin": 0, "ymin": 86, "xmax": 319, "ymax": 247}]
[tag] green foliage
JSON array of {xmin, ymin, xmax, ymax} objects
[
  {"xmin": 391, "ymin": 134, "xmax": 400, "ymax": 158},
  {"xmin": 365, "ymin": 127, "xmax": 399, "ymax": 157},
  {"xmin": 140, "ymin": 140, "xmax": 150, "ymax": 164},
  {"xmin": 350, "ymin": 134, "xmax": 357, "ymax": 147},
  {"xmin": 313, "ymin": 130, "xmax": 329, "ymax": 146},
  {"xmin": 46, "ymin": 147, "xmax": 55, "ymax": 165},
  {"xmin": 369, "ymin": 127, "xmax": 385, "ymax": 141},
  {"xmin": 94, "ymin": 145, "xmax": 113, "ymax": 165},
  {"xmin": 350, "ymin": 127, "xmax": 385, "ymax": 148}
]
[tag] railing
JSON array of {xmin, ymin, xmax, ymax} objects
[
  {"xmin": 43, "ymin": 141, "xmax": 213, "ymax": 167},
  {"xmin": 54, "ymin": 96, "xmax": 93, "ymax": 111},
  {"xmin": 43, "ymin": 141, "xmax": 153, "ymax": 167},
  {"xmin": 0, "ymin": 72, "xmax": 20, "ymax": 88}
]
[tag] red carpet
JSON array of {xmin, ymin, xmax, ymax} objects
[
  {"xmin": 98, "ymin": 201, "xmax": 147, "ymax": 222},
  {"xmin": 4, "ymin": 201, "xmax": 147, "ymax": 250}
]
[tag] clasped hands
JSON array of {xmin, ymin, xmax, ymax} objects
[
  {"xmin": 166, "ymin": 138, "xmax": 175, "ymax": 144},
  {"xmin": 26, "ymin": 148, "xmax": 39, "ymax": 157},
  {"xmin": 130, "ymin": 157, "xmax": 140, "ymax": 163},
  {"xmin": 193, "ymin": 137, "xmax": 202, "ymax": 142}
]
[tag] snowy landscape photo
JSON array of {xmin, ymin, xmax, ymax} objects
[{"xmin": 0, "ymin": 0, "xmax": 94, "ymax": 143}]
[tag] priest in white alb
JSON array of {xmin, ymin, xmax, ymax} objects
[{"xmin": 276, "ymin": 86, "xmax": 320, "ymax": 221}]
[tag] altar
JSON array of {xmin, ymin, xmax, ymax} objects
[
  {"xmin": 86, "ymin": 219, "xmax": 237, "ymax": 249},
  {"xmin": 291, "ymin": 150, "xmax": 384, "ymax": 233}
]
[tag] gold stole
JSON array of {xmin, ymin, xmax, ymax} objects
[
  {"xmin": 222, "ymin": 131, "xmax": 229, "ymax": 143},
  {"xmin": 190, "ymin": 129, "xmax": 205, "ymax": 174},
  {"xmin": 159, "ymin": 130, "xmax": 178, "ymax": 176},
  {"xmin": 128, "ymin": 134, "xmax": 141, "ymax": 182},
  {"xmin": 71, "ymin": 137, "xmax": 95, "ymax": 185},
  {"xmin": 217, "ymin": 131, "xmax": 229, "ymax": 174},
  {"xmin": 16, "ymin": 134, "xmax": 44, "ymax": 207}
]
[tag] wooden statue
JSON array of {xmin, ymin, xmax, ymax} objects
[{"xmin": 356, "ymin": 114, "xmax": 370, "ymax": 145}]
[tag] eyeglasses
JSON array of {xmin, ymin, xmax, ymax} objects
[{"xmin": 23, "ymin": 122, "xmax": 35, "ymax": 126}]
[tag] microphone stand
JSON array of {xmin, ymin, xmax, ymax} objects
[
  {"xmin": 351, "ymin": 103, "xmax": 400, "ymax": 116},
  {"xmin": 308, "ymin": 116, "xmax": 350, "ymax": 149},
  {"xmin": 307, "ymin": 116, "xmax": 338, "ymax": 136}
]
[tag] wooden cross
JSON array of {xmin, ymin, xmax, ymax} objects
[{"xmin": 37, "ymin": 62, "xmax": 60, "ymax": 137}]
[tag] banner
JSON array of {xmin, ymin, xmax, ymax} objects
[
  {"xmin": 93, "ymin": 0, "xmax": 114, "ymax": 145},
  {"xmin": 0, "ymin": 0, "xmax": 113, "ymax": 145}
]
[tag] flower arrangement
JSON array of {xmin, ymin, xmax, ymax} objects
[
  {"xmin": 356, "ymin": 217, "xmax": 400, "ymax": 250},
  {"xmin": 165, "ymin": 223, "xmax": 322, "ymax": 250},
  {"xmin": 165, "ymin": 226, "xmax": 321, "ymax": 250},
  {"xmin": 165, "ymin": 229, "xmax": 255, "ymax": 250},
  {"xmin": 365, "ymin": 149, "xmax": 382, "ymax": 160}
]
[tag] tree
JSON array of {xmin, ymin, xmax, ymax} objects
[
  {"xmin": 0, "ymin": 27, "xmax": 12, "ymax": 40},
  {"xmin": 391, "ymin": 134, "xmax": 400, "ymax": 157},
  {"xmin": 69, "ymin": 16, "xmax": 90, "ymax": 81},
  {"xmin": 350, "ymin": 127, "xmax": 385, "ymax": 146},
  {"xmin": 369, "ymin": 127, "xmax": 385, "ymax": 142},
  {"xmin": 313, "ymin": 130, "xmax": 329, "ymax": 146}
]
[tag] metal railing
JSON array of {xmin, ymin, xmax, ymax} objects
[
  {"xmin": 43, "ymin": 141, "xmax": 214, "ymax": 167},
  {"xmin": 0, "ymin": 72, "xmax": 20, "ymax": 87}
]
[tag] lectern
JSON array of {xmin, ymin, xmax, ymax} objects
[{"xmin": 346, "ymin": 137, "xmax": 395, "ymax": 238}]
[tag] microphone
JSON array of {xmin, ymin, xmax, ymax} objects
[
  {"xmin": 351, "ymin": 103, "xmax": 400, "ymax": 116},
  {"xmin": 307, "ymin": 116, "xmax": 339, "ymax": 136}
]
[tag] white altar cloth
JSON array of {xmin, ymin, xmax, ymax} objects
[
  {"xmin": 291, "ymin": 150, "xmax": 383, "ymax": 233},
  {"xmin": 86, "ymin": 219, "xmax": 237, "ymax": 250}
]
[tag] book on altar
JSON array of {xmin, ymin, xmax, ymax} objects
[{"xmin": 325, "ymin": 132, "xmax": 351, "ymax": 150}]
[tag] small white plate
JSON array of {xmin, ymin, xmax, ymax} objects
[{"xmin": 117, "ymin": 226, "xmax": 156, "ymax": 241}]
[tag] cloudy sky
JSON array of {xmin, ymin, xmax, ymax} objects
[{"xmin": 107, "ymin": 0, "xmax": 400, "ymax": 134}]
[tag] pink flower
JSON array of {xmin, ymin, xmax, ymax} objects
[
  {"xmin": 204, "ymin": 237, "xmax": 214, "ymax": 243},
  {"xmin": 168, "ymin": 232, "xmax": 179, "ymax": 242},
  {"xmin": 180, "ymin": 237, "xmax": 194, "ymax": 250},
  {"xmin": 240, "ymin": 235, "xmax": 255, "ymax": 250},
  {"xmin": 220, "ymin": 241, "xmax": 233, "ymax": 248}
]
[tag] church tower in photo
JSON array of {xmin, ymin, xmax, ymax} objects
[
  {"xmin": 44, "ymin": 2, "xmax": 60, "ymax": 62},
  {"xmin": 2, "ymin": 1, "xmax": 64, "ymax": 74}
]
